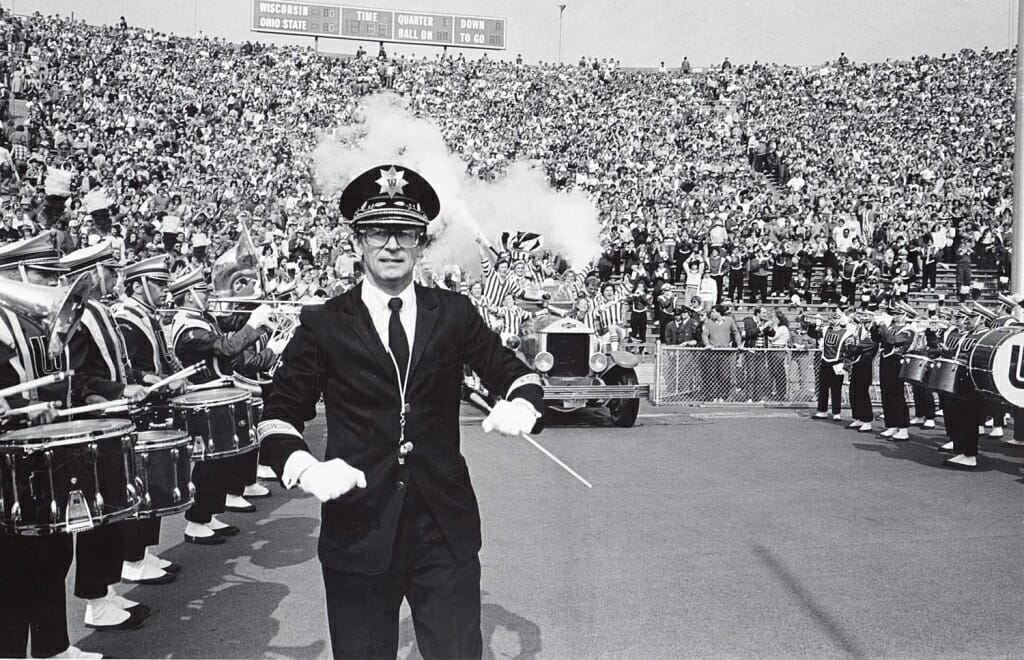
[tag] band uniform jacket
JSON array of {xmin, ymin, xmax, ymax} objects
[
  {"xmin": 171, "ymin": 310, "xmax": 264, "ymax": 384},
  {"xmin": 113, "ymin": 298, "xmax": 176, "ymax": 381},
  {"xmin": 258, "ymin": 283, "xmax": 544, "ymax": 575}
]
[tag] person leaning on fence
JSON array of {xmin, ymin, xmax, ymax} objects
[
  {"xmin": 701, "ymin": 305, "xmax": 742, "ymax": 401},
  {"xmin": 766, "ymin": 310, "xmax": 791, "ymax": 399}
]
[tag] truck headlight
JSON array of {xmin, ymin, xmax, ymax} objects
[
  {"xmin": 534, "ymin": 351, "xmax": 554, "ymax": 373},
  {"xmin": 589, "ymin": 353, "xmax": 608, "ymax": 373}
]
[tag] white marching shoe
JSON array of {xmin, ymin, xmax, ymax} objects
[
  {"xmin": 849, "ymin": 420, "xmax": 863, "ymax": 429},
  {"xmin": 880, "ymin": 427, "xmax": 897, "ymax": 437},
  {"xmin": 858, "ymin": 422, "xmax": 873, "ymax": 432},
  {"xmin": 988, "ymin": 427, "xmax": 1004, "ymax": 438},
  {"xmin": 257, "ymin": 464, "xmax": 277, "ymax": 480},
  {"xmin": 832, "ymin": 414, "xmax": 842, "ymax": 420},
  {"xmin": 922, "ymin": 419, "xmax": 936, "ymax": 429},
  {"xmin": 939, "ymin": 440, "xmax": 955, "ymax": 451},
  {"xmin": 51, "ymin": 646, "xmax": 103, "ymax": 659},
  {"xmin": 813, "ymin": 411, "xmax": 829, "ymax": 419},
  {"xmin": 943, "ymin": 453, "xmax": 978, "ymax": 469},
  {"xmin": 243, "ymin": 482, "xmax": 271, "ymax": 498},
  {"xmin": 909, "ymin": 417, "xmax": 924, "ymax": 425},
  {"xmin": 892, "ymin": 428, "xmax": 910, "ymax": 441}
]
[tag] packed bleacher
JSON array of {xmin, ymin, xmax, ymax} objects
[{"xmin": 0, "ymin": 9, "xmax": 1017, "ymax": 348}]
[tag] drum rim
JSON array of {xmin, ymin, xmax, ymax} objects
[
  {"xmin": 169, "ymin": 388, "xmax": 250, "ymax": 407},
  {"xmin": 133, "ymin": 429, "xmax": 190, "ymax": 447},
  {"xmin": 0, "ymin": 418, "xmax": 136, "ymax": 444}
]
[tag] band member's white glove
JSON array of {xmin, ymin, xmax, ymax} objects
[
  {"xmin": 247, "ymin": 304, "xmax": 275, "ymax": 329},
  {"xmin": 482, "ymin": 398, "xmax": 540, "ymax": 436},
  {"xmin": 267, "ymin": 336, "xmax": 290, "ymax": 355},
  {"xmin": 122, "ymin": 384, "xmax": 148, "ymax": 403},
  {"xmin": 298, "ymin": 458, "xmax": 367, "ymax": 503}
]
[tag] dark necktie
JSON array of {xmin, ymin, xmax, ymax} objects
[{"xmin": 388, "ymin": 297, "xmax": 409, "ymax": 384}]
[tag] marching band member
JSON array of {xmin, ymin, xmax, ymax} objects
[
  {"xmin": 0, "ymin": 267, "xmax": 101, "ymax": 658},
  {"xmin": 908, "ymin": 305, "xmax": 939, "ymax": 428},
  {"xmin": 873, "ymin": 301, "xmax": 912, "ymax": 440},
  {"xmin": 168, "ymin": 269, "xmax": 274, "ymax": 544},
  {"xmin": 933, "ymin": 310, "xmax": 966, "ymax": 453},
  {"xmin": 808, "ymin": 306, "xmax": 853, "ymax": 420},
  {"xmin": 941, "ymin": 313, "xmax": 985, "ymax": 470},
  {"xmin": 57, "ymin": 242, "xmax": 158, "ymax": 629},
  {"xmin": 846, "ymin": 307, "xmax": 877, "ymax": 433},
  {"xmin": 258, "ymin": 164, "xmax": 544, "ymax": 658},
  {"xmin": 112, "ymin": 255, "xmax": 185, "ymax": 584}
]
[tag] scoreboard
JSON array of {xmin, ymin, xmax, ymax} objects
[{"xmin": 251, "ymin": 1, "xmax": 505, "ymax": 50}]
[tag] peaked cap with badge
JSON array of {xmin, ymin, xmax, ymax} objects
[
  {"xmin": 121, "ymin": 255, "xmax": 170, "ymax": 283},
  {"xmin": 339, "ymin": 165, "xmax": 441, "ymax": 229}
]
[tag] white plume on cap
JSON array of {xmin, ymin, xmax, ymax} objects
[
  {"xmin": 83, "ymin": 187, "xmax": 114, "ymax": 213},
  {"xmin": 44, "ymin": 168, "xmax": 73, "ymax": 197}
]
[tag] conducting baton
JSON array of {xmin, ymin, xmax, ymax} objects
[{"xmin": 468, "ymin": 391, "xmax": 593, "ymax": 489}]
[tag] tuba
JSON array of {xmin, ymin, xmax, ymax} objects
[{"xmin": 0, "ymin": 273, "xmax": 95, "ymax": 358}]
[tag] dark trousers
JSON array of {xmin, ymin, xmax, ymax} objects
[
  {"xmin": 840, "ymin": 280, "xmax": 856, "ymax": 302},
  {"xmin": 817, "ymin": 361, "xmax": 844, "ymax": 414},
  {"xmin": 321, "ymin": 482, "xmax": 482, "ymax": 660},
  {"xmin": 74, "ymin": 523, "xmax": 124, "ymax": 599},
  {"xmin": 629, "ymin": 312, "xmax": 647, "ymax": 343},
  {"xmin": 879, "ymin": 355, "xmax": 909, "ymax": 428},
  {"xmin": 186, "ymin": 460, "xmax": 227, "ymax": 524},
  {"xmin": 226, "ymin": 449, "xmax": 259, "ymax": 496},
  {"xmin": 728, "ymin": 271, "xmax": 744, "ymax": 301},
  {"xmin": 912, "ymin": 385, "xmax": 935, "ymax": 420},
  {"xmin": 0, "ymin": 534, "xmax": 73, "ymax": 658},
  {"xmin": 767, "ymin": 351, "xmax": 787, "ymax": 399},
  {"xmin": 122, "ymin": 518, "xmax": 161, "ymax": 563},
  {"xmin": 710, "ymin": 275, "xmax": 725, "ymax": 304},
  {"xmin": 922, "ymin": 261, "xmax": 937, "ymax": 288},
  {"xmin": 749, "ymin": 275, "xmax": 767, "ymax": 302},
  {"xmin": 849, "ymin": 359, "xmax": 873, "ymax": 422},
  {"xmin": 1012, "ymin": 407, "xmax": 1024, "ymax": 441},
  {"xmin": 944, "ymin": 391, "xmax": 981, "ymax": 457}
]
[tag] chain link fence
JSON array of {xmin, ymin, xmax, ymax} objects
[{"xmin": 652, "ymin": 344, "xmax": 900, "ymax": 406}]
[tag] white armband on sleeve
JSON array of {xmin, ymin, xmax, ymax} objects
[
  {"xmin": 505, "ymin": 373, "xmax": 541, "ymax": 398},
  {"xmin": 257, "ymin": 419, "xmax": 303, "ymax": 442},
  {"xmin": 282, "ymin": 451, "xmax": 318, "ymax": 489}
]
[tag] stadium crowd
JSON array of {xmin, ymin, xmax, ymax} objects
[{"xmin": 0, "ymin": 9, "xmax": 1016, "ymax": 350}]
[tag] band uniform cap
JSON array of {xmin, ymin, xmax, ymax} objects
[
  {"xmin": 0, "ymin": 232, "xmax": 60, "ymax": 269},
  {"xmin": 59, "ymin": 240, "xmax": 116, "ymax": 273},
  {"xmin": 167, "ymin": 268, "xmax": 208, "ymax": 296},
  {"xmin": 121, "ymin": 255, "xmax": 170, "ymax": 282},
  {"xmin": 339, "ymin": 165, "xmax": 440, "ymax": 229}
]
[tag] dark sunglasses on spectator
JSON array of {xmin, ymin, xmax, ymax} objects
[{"xmin": 360, "ymin": 227, "xmax": 423, "ymax": 248}]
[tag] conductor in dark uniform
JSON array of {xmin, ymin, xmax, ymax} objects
[{"xmin": 258, "ymin": 165, "xmax": 545, "ymax": 660}]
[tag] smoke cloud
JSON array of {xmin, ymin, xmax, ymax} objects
[{"xmin": 311, "ymin": 94, "xmax": 602, "ymax": 274}]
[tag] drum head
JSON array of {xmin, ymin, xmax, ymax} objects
[
  {"xmin": 2, "ymin": 418, "xmax": 135, "ymax": 444},
  {"xmin": 135, "ymin": 430, "xmax": 189, "ymax": 447},
  {"xmin": 170, "ymin": 388, "xmax": 249, "ymax": 407}
]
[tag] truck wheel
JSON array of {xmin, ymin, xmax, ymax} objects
[{"xmin": 608, "ymin": 369, "xmax": 640, "ymax": 428}]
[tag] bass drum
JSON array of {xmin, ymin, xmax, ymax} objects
[
  {"xmin": 0, "ymin": 419, "xmax": 138, "ymax": 535},
  {"xmin": 967, "ymin": 326, "xmax": 1024, "ymax": 405}
]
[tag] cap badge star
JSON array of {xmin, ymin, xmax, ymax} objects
[{"xmin": 376, "ymin": 167, "xmax": 408, "ymax": 198}]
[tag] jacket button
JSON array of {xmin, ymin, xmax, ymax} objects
[{"xmin": 397, "ymin": 480, "xmax": 406, "ymax": 490}]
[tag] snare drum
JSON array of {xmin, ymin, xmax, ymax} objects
[
  {"xmin": 926, "ymin": 358, "xmax": 967, "ymax": 396},
  {"xmin": 129, "ymin": 402, "xmax": 175, "ymax": 431},
  {"xmin": 133, "ymin": 430, "xmax": 194, "ymax": 518},
  {"xmin": 898, "ymin": 353, "xmax": 932, "ymax": 387},
  {"xmin": 169, "ymin": 388, "xmax": 256, "ymax": 460},
  {"xmin": 251, "ymin": 396, "xmax": 263, "ymax": 425},
  {"xmin": 0, "ymin": 419, "xmax": 138, "ymax": 535}
]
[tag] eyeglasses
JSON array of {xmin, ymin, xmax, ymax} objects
[{"xmin": 360, "ymin": 227, "xmax": 423, "ymax": 249}]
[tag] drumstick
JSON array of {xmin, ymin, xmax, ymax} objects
[
  {"xmin": 0, "ymin": 370, "xmax": 75, "ymax": 400},
  {"xmin": 143, "ymin": 362, "xmax": 205, "ymax": 395},
  {"xmin": 54, "ymin": 397, "xmax": 132, "ymax": 419},
  {"xmin": 468, "ymin": 392, "xmax": 593, "ymax": 489},
  {"xmin": 186, "ymin": 378, "xmax": 234, "ymax": 393},
  {"xmin": 0, "ymin": 401, "xmax": 61, "ymax": 418}
]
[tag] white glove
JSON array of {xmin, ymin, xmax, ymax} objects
[
  {"xmin": 247, "ymin": 304, "xmax": 275, "ymax": 329},
  {"xmin": 482, "ymin": 398, "xmax": 540, "ymax": 436},
  {"xmin": 267, "ymin": 336, "xmax": 290, "ymax": 355},
  {"xmin": 298, "ymin": 458, "xmax": 367, "ymax": 503}
]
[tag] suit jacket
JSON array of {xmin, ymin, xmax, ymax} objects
[{"xmin": 260, "ymin": 283, "xmax": 543, "ymax": 575}]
